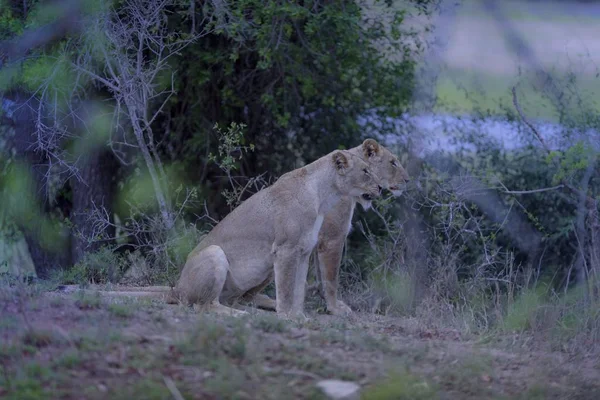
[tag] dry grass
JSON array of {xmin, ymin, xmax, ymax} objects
[{"xmin": 1, "ymin": 283, "xmax": 599, "ymax": 399}]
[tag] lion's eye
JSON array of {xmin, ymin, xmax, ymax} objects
[
  {"xmin": 363, "ymin": 168, "xmax": 369, "ymax": 174},
  {"xmin": 391, "ymin": 160, "xmax": 398, "ymax": 167}
]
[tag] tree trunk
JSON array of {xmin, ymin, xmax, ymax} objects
[
  {"xmin": 2, "ymin": 91, "xmax": 71, "ymax": 279},
  {"xmin": 70, "ymin": 149, "xmax": 119, "ymax": 266}
]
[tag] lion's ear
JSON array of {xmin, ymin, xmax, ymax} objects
[
  {"xmin": 362, "ymin": 139, "xmax": 380, "ymax": 159},
  {"xmin": 332, "ymin": 151, "xmax": 350, "ymax": 174}
]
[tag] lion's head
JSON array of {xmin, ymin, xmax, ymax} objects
[
  {"xmin": 357, "ymin": 138, "xmax": 410, "ymax": 208},
  {"xmin": 331, "ymin": 150, "xmax": 381, "ymax": 202}
]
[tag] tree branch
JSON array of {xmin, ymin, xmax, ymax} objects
[
  {"xmin": 501, "ymin": 184, "xmax": 564, "ymax": 195},
  {"xmin": 512, "ymin": 85, "xmax": 597, "ymax": 209}
]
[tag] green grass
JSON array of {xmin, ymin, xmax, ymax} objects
[
  {"xmin": 52, "ymin": 349, "xmax": 84, "ymax": 369},
  {"xmin": 74, "ymin": 291, "xmax": 102, "ymax": 310},
  {"xmin": 422, "ymin": 0, "xmax": 600, "ymax": 121},
  {"xmin": 2, "ymin": 378, "xmax": 50, "ymax": 400},
  {"xmin": 434, "ymin": 68, "xmax": 600, "ymax": 121},
  {"xmin": 438, "ymin": 355, "xmax": 496, "ymax": 397},
  {"xmin": 501, "ymin": 287, "xmax": 546, "ymax": 333},
  {"xmin": 2, "ymin": 285, "xmax": 599, "ymax": 399},
  {"xmin": 362, "ymin": 371, "xmax": 438, "ymax": 400},
  {"xmin": 103, "ymin": 379, "xmax": 174, "ymax": 400},
  {"xmin": 107, "ymin": 302, "xmax": 134, "ymax": 318},
  {"xmin": 20, "ymin": 329, "xmax": 63, "ymax": 349},
  {"xmin": 251, "ymin": 313, "xmax": 289, "ymax": 333}
]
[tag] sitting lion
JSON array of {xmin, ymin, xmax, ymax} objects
[
  {"xmin": 312, "ymin": 139, "xmax": 410, "ymax": 315},
  {"xmin": 92, "ymin": 149, "xmax": 382, "ymax": 319},
  {"xmin": 245, "ymin": 139, "xmax": 411, "ymax": 316}
]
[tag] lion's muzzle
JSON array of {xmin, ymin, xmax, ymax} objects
[
  {"xmin": 362, "ymin": 186, "xmax": 382, "ymax": 201},
  {"xmin": 362, "ymin": 193, "xmax": 375, "ymax": 201}
]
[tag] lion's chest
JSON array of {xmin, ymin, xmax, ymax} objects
[
  {"xmin": 346, "ymin": 202, "xmax": 356, "ymax": 235},
  {"xmin": 309, "ymin": 214, "xmax": 325, "ymax": 248}
]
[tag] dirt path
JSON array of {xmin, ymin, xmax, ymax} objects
[{"xmin": 1, "ymin": 287, "xmax": 599, "ymax": 399}]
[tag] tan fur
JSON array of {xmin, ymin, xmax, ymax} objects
[
  {"xmin": 94, "ymin": 141, "xmax": 404, "ymax": 318},
  {"xmin": 250, "ymin": 139, "xmax": 410, "ymax": 316},
  {"xmin": 171, "ymin": 149, "xmax": 381, "ymax": 319},
  {"xmin": 314, "ymin": 140, "xmax": 410, "ymax": 315}
]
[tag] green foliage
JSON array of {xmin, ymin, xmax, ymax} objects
[
  {"xmin": 52, "ymin": 350, "xmax": 84, "ymax": 369},
  {"xmin": 502, "ymin": 285, "xmax": 547, "ymax": 332},
  {"xmin": 251, "ymin": 313, "xmax": 289, "ymax": 333},
  {"xmin": 25, "ymin": 1, "xmax": 73, "ymax": 28},
  {"xmin": 67, "ymin": 104, "xmax": 113, "ymax": 159},
  {"xmin": 552, "ymin": 141, "xmax": 595, "ymax": 185},
  {"xmin": 208, "ymin": 122, "xmax": 262, "ymax": 208},
  {"xmin": 363, "ymin": 371, "xmax": 438, "ymax": 400},
  {"xmin": 115, "ymin": 163, "xmax": 190, "ymax": 216},
  {"xmin": 74, "ymin": 290, "xmax": 103, "ymax": 310},
  {"xmin": 420, "ymin": 129, "xmax": 578, "ymax": 283},
  {"xmin": 65, "ymin": 247, "xmax": 127, "ymax": 285},
  {"xmin": 177, "ymin": 316, "xmax": 251, "ymax": 364},
  {"xmin": 162, "ymin": 0, "xmax": 425, "ymax": 212},
  {"xmin": 20, "ymin": 329, "xmax": 63, "ymax": 348},
  {"xmin": 372, "ymin": 271, "xmax": 416, "ymax": 315},
  {"xmin": 1, "ymin": 0, "xmax": 431, "ymax": 280},
  {"xmin": 0, "ymin": 0, "xmax": 102, "ymax": 92},
  {"xmin": 104, "ymin": 379, "xmax": 173, "ymax": 400},
  {"xmin": 1, "ymin": 378, "xmax": 48, "ymax": 400},
  {"xmin": 0, "ymin": 1, "xmax": 24, "ymax": 40},
  {"xmin": 107, "ymin": 302, "xmax": 133, "ymax": 318},
  {"xmin": 0, "ymin": 157, "xmax": 68, "ymax": 253},
  {"xmin": 208, "ymin": 122, "xmax": 254, "ymax": 174},
  {"xmin": 0, "ymin": 133, "xmax": 23, "ymax": 251}
]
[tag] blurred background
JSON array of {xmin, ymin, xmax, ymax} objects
[
  {"xmin": 4, "ymin": 1, "xmax": 600, "ymax": 398},
  {"xmin": 2, "ymin": 0, "xmax": 600, "ymax": 356}
]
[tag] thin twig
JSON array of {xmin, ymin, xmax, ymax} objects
[
  {"xmin": 511, "ymin": 86, "xmax": 552, "ymax": 154},
  {"xmin": 512, "ymin": 85, "xmax": 597, "ymax": 209},
  {"xmin": 501, "ymin": 184, "xmax": 564, "ymax": 195},
  {"xmin": 162, "ymin": 376, "xmax": 185, "ymax": 400}
]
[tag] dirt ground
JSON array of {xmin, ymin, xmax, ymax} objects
[{"xmin": 1, "ymin": 286, "xmax": 600, "ymax": 399}]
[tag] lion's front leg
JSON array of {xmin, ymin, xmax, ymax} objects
[
  {"xmin": 292, "ymin": 252, "xmax": 311, "ymax": 315},
  {"xmin": 317, "ymin": 238, "xmax": 353, "ymax": 316},
  {"xmin": 273, "ymin": 245, "xmax": 310, "ymax": 319}
]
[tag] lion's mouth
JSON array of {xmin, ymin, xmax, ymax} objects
[
  {"xmin": 362, "ymin": 193, "xmax": 376, "ymax": 201},
  {"xmin": 389, "ymin": 184, "xmax": 409, "ymax": 192}
]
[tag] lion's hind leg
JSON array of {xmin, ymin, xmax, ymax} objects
[{"xmin": 176, "ymin": 245, "xmax": 247, "ymax": 317}]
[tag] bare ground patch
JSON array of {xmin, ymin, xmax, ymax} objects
[{"xmin": 1, "ymin": 287, "xmax": 599, "ymax": 399}]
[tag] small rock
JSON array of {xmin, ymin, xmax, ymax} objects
[{"xmin": 316, "ymin": 380, "xmax": 360, "ymax": 400}]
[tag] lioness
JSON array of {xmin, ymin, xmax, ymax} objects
[
  {"xmin": 312, "ymin": 139, "xmax": 410, "ymax": 315},
  {"xmin": 172, "ymin": 149, "xmax": 381, "ymax": 318},
  {"xmin": 245, "ymin": 139, "xmax": 410, "ymax": 316},
  {"xmin": 88, "ymin": 140, "xmax": 405, "ymax": 317}
]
